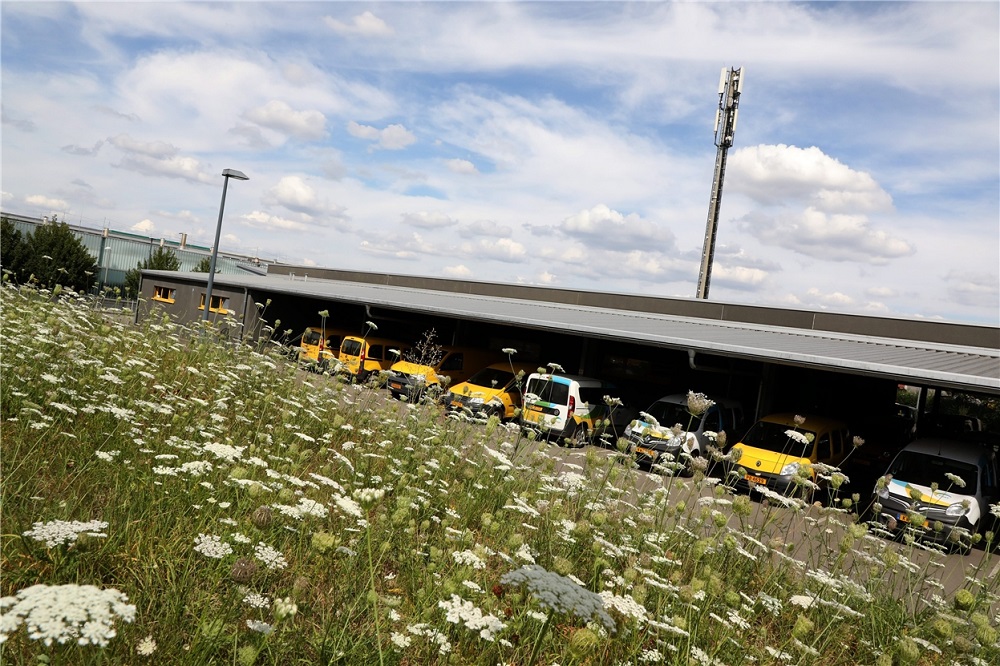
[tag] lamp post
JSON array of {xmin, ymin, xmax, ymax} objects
[{"xmin": 203, "ymin": 168, "xmax": 248, "ymax": 322}]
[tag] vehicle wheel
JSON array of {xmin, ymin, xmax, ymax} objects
[{"xmin": 571, "ymin": 424, "xmax": 589, "ymax": 448}]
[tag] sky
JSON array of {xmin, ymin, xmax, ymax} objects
[{"xmin": 2, "ymin": 1, "xmax": 998, "ymax": 325}]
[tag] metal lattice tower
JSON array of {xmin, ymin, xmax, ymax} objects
[{"xmin": 696, "ymin": 66, "xmax": 744, "ymax": 300}]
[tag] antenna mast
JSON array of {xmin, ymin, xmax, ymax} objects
[{"xmin": 696, "ymin": 66, "xmax": 744, "ymax": 300}]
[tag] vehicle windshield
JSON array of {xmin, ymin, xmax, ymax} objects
[
  {"xmin": 525, "ymin": 377, "xmax": 569, "ymax": 404},
  {"xmin": 888, "ymin": 451, "xmax": 978, "ymax": 495},
  {"xmin": 643, "ymin": 401, "xmax": 693, "ymax": 429},
  {"xmin": 340, "ymin": 339, "xmax": 362, "ymax": 356},
  {"xmin": 303, "ymin": 330, "xmax": 322, "ymax": 345},
  {"xmin": 466, "ymin": 367, "xmax": 515, "ymax": 389},
  {"xmin": 740, "ymin": 421, "xmax": 816, "ymax": 458}
]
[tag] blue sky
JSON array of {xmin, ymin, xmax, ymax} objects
[{"xmin": 2, "ymin": 1, "xmax": 998, "ymax": 324}]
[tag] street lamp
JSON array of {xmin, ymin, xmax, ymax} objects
[{"xmin": 203, "ymin": 168, "xmax": 248, "ymax": 322}]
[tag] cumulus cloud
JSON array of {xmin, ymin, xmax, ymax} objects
[
  {"xmin": 347, "ymin": 121, "xmax": 416, "ymax": 150},
  {"xmin": 401, "ymin": 211, "xmax": 457, "ymax": 229},
  {"xmin": 803, "ymin": 288, "xmax": 856, "ymax": 308},
  {"xmin": 443, "ymin": 264, "xmax": 472, "ymax": 277},
  {"xmin": 108, "ymin": 134, "xmax": 177, "ymax": 159},
  {"xmin": 729, "ymin": 144, "xmax": 893, "ymax": 212},
  {"xmin": 243, "ymin": 100, "xmax": 327, "ymax": 141},
  {"xmin": 738, "ymin": 208, "xmax": 914, "ymax": 264},
  {"xmin": 459, "ymin": 220, "xmax": 512, "ymax": 239},
  {"xmin": 25, "ymin": 195, "xmax": 69, "ymax": 211},
  {"xmin": 445, "ymin": 158, "xmax": 478, "ymax": 174},
  {"xmin": 106, "ymin": 134, "xmax": 212, "ymax": 183},
  {"xmin": 462, "ymin": 237, "xmax": 527, "ymax": 263},
  {"xmin": 131, "ymin": 219, "xmax": 155, "ymax": 234},
  {"xmin": 559, "ymin": 204, "xmax": 674, "ymax": 252},
  {"xmin": 324, "ymin": 10, "xmax": 393, "ymax": 37},
  {"xmin": 242, "ymin": 211, "xmax": 309, "ymax": 232}
]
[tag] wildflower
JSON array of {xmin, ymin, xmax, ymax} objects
[
  {"xmin": 318, "ymin": 309, "xmax": 329, "ymax": 318},
  {"xmin": 246, "ymin": 620, "xmax": 274, "ymax": 635},
  {"xmin": 390, "ymin": 631, "xmax": 412, "ymax": 648},
  {"xmin": 546, "ymin": 362, "xmax": 564, "ymax": 373},
  {"xmin": 193, "ymin": 534, "xmax": 233, "ymax": 559},
  {"xmin": 502, "ymin": 347, "xmax": 517, "ymax": 355},
  {"xmin": 136, "ymin": 634, "xmax": 157, "ymax": 655},
  {"xmin": 852, "ymin": 435, "xmax": 865, "ymax": 448},
  {"xmin": 452, "ymin": 549, "xmax": 487, "ymax": 569},
  {"xmin": 243, "ymin": 593, "xmax": 270, "ymax": 609},
  {"xmin": 793, "ymin": 415, "xmax": 806, "ymax": 425},
  {"xmin": 23, "ymin": 519, "xmax": 108, "ymax": 548},
  {"xmin": 254, "ymin": 542, "xmax": 288, "ymax": 570},
  {"xmin": 500, "ymin": 564, "xmax": 615, "ymax": 632},
  {"xmin": 789, "ymin": 594, "xmax": 814, "ymax": 609},
  {"xmin": 0, "ymin": 584, "xmax": 136, "ymax": 647},
  {"xmin": 365, "ymin": 320, "xmax": 378, "ymax": 331},
  {"xmin": 944, "ymin": 472, "xmax": 966, "ymax": 488},
  {"xmin": 686, "ymin": 391, "xmax": 715, "ymax": 416},
  {"xmin": 785, "ymin": 430, "xmax": 811, "ymax": 446},
  {"xmin": 274, "ymin": 597, "xmax": 297, "ymax": 620},
  {"xmin": 230, "ymin": 557, "xmax": 258, "ymax": 583},
  {"xmin": 438, "ymin": 595, "xmax": 506, "ymax": 641}
]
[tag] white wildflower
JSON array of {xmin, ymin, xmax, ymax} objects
[
  {"xmin": 438, "ymin": 595, "xmax": 506, "ymax": 641},
  {"xmin": 0, "ymin": 584, "xmax": 136, "ymax": 647},
  {"xmin": 136, "ymin": 634, "xmax": 157, "ymax": 655},
  {"xmin": 193, "ymin": 534, "xmax": 233, "ymax": 559},
  {"xmin": 254, "ymin": 542, "xmax": 288, "ymax": 570},
  {"xmin": 23, "ymin": 519, "xmax": 108, "ymax": 548}
]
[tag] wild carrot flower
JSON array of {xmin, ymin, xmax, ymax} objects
[
  {"xmin": 23, "ymin": 519, "xmax": 108, "ymax": 548},
  {"xmin": 193, "ymin": 534, "xmax": 233, "ymax": 559},
  {"xmin": 686, "ymin": 391, "xmax": 714, "ymax": 416},
  {"xmin": 253, "ymin": 542, "xmax": 288, "ymax": 570},
  {"xmin": 0, "ymin": 584, "xmax": 136, "ymax": 647},
  {"xmin": 437, "ymin": 595, "xmax": 506, "ymax": 641},
  {"xmin": 944, "ymin": 472, "xmax": 966, "ymax": 488},
  {"xmin": 136, "ymin": 634, "xmax": 157, "ymax": 655},
  {"xmin": 500, "ymin": 564, "xmax": 615, "ymax": 632}
]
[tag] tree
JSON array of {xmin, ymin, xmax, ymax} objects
[
  {"xmin": 192, "ymin": 256, "xmax": 213, "ymax": 273},
  {"xmin": 124, "ymin": 246, "xmax": 181, "ymax": 297},
  {"xmin": 1, "ymin": 217, "xmax": 29, "ymax": 283},
  {"xmin": 17, "ymin": 217, "xmax": 98, "ymax": 293}
]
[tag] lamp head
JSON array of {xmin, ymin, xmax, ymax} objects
[{"xmin": 222, "ymin": 168, "xmax": 249, "ymax": 181}]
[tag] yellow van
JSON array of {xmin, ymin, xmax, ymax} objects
[
  {"xmin": 385, "ymin": 347, "xmax": 502, "ymax": 400},
  {"xmin": 338, "ymin": 336, "xmax": 409, "ymax": 383},
  {"xmin": 442, "ymin": 362, "xmax": 537, "ymax": 421},
  {"xmin": 732, "ymin": 413, "xmax": 851, "ymax": 500},
  {"xmin": 298, "ymin": 325, "xmax": 352, "ymax": 371}
]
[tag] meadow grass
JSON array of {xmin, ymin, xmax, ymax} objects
[{"xmin": 1, "ymin": 281, "xmax": 998, "ymax": 665}]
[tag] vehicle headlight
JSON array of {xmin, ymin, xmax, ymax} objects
[
  {"xmin": 876, "ymin": 487, "xmax": 889, "ymax": 499},
  {"xmin": 946, "ymin": 502, "xmax": 970, "ymax": 517},
  {"xmin": 779, "ymin": 462, "xmax": 801, "ymax": 476},
  {"xmin": 624, "ymin": 425, "xmax": 634, "ymax": 437}
]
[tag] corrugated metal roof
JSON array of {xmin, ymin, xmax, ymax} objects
[{"xmin": 148, "ymin": 271, "xmax": 1000, "ymax": 394}]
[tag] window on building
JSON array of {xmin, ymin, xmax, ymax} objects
[
  {"xmin": 199, "ymin": 293, "xmax": 230, "ymax": 314},
  {"xmin": 152, "ymin": 286, "xmax": 176, "ymax": 303}
]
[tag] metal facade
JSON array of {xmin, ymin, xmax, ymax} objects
[{"xmin": 141, "ymin": 271, "xmax": 1000, "ymax": 395}]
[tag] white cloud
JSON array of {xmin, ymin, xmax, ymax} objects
[
  {"xmin": 445, "ymin": 158, "xmax": 478, "ymax": 174},
  {"xmin": 463, "ymin": 237, "xmax": 526, "ymax": 264},
  {"xmin": 459, "ymin": 220, "xmax": 512, "ymax": 239},
  {"xmin": 738, "ymin": 208, "xmax": 915, "ymax": 264},
  {"xmin": 347, "ymin": 122, "xmax": 416, "ymax": 150},
  {"xmin": 25, "ymin": 195, "xmax": 69, "ymax": 211},
  {"xmin": 443, "ymin": 264, "xmax": 472, "ymax": 277},
  {"xmin": 243, "ymin": 100, "xmax": 327, "ymax": 141},
  {"xmin": 559, "ymin": 204, "xmax": 674, "ymax": 252},
  {"xmin": 324, "ymin": 11, "xmax": 393, "ymax": 37},
  {"xmin": 242, "ymin": 211, "xmax": 308, "ymax": 232},
  {"xmin": 131, "ymin": 219, "xmax": 155, "ymax": 234},
  {"xmin": 804, "ymin": 288, "xmax": 856, "ymax": 308},
  {"xmin": 107, "ymin": 134, "xmax": 176, "ymax": 159},
  {"xmin": 944, "ymin": 270, "xmax": 999, "ymax": 308},
  {"xmin": 401, "ymin": 211, "xmax": 457, "ymax": 229}
]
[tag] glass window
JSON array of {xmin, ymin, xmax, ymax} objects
[
  {"xmin": 888, "ymin": 451, "xmax": 978, "ymax": 494},
  {"xmin": 741, "ymin": 421, "xmax": 816, "ymax": 458},
  {"xmin": 816, "ymin": 434, "xmax": 832, "ymax": 460},
  {"xmin": 440, "ymin": 352, "xmax": 464, "ymax": 372},
  {"xmin": 153, "ymin": 286, "xmax": 175, "ymax": 302},
  {"xmin": 198, "ymin": 294, "xmax": 229, "ymax": 313},
  {"xmin": 340, "ymin": 339, "xmax": 363, "ymax": 357},
  {"xmin": 369, "ymin": 345, "xmax": 384, "ymax": 361},
  {"xmin": 526, "ymin": 377, "xmax": 569, "ymax": 405}
]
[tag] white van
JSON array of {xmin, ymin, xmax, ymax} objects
[{"xmin": 519, "ymin": 372, "xmax": 617, "ymax": 446}]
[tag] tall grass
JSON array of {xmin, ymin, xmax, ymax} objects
[{"xmin": 1, "ymin": 281, "xmax": 998, "ymax": 665}]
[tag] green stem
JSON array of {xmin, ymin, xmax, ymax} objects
[
  {"xmin": 366, "ymin": 526, "xmax": 385, "ymax": 666},
  {"xmin": 528, "ymin": 608, "xmax": 555, "ymax": 666}
]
